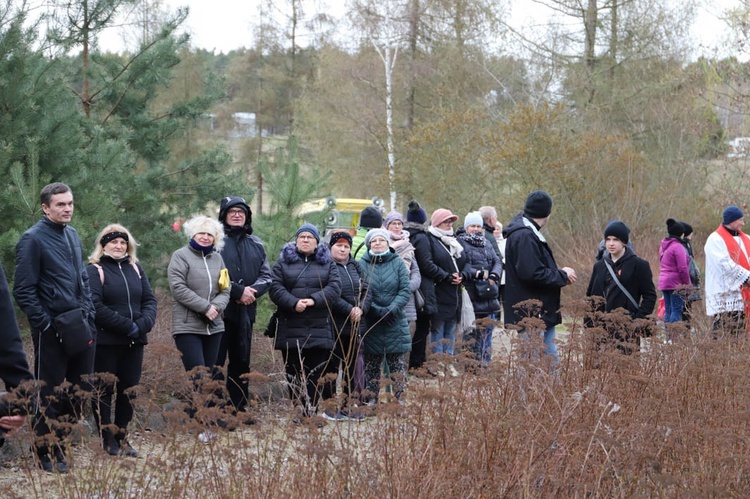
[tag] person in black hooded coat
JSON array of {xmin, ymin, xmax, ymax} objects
[
  {"xmin": 269, "ymin": 223, "xmax": 341, "ymax": 417},
  {"xmin": 503, "ymin": 191, "xmax": 577, "ymax": 363},
  {"xmin": 215, "ymin": 196, "xmax": 271, "ymax": 414}
]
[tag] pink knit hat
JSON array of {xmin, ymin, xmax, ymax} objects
[{"xmin": 431, "ymin": 208, "xmax": 458, "ymax": 227}]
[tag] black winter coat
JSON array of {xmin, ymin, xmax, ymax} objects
[
  {"xmin": 332, "ymin": 257, "xmax": 371, "ymax": 339},
  {"xmin": 458, "ymin": 232, "xmax": 502, "ymax": 316},
  {"xmin": 0, "ymin": 262, "xmax": 32, "ymax": 390},
  {"xmin": 221, "ymin": 226, "xmax": 272, "ymax": 325},
  {"xmin": 424, "ymin": 231, "xmax": 469, "ymax": 322},
  {"xmin": 270, "ymin": 243, "xmax": 341, "ymax": 351},
  {"xmin": 502, "ymin": 213, "xmax": 568, "ymax": 328},
  {"xmin": 484, "ymin": 223, "xmax": 501, "ymax": 258},
  {"xmin": 86, "ymin": 256, "xmax": 158, "ymax": 346},
  {"xmin": 403, "ymin": 222, "xmax": 438, "ymax": 315},
  {"xmin": 586, "ymin": 248, "xmax": 656, "ymax": 319},
  {"xmin": 14, "ymin": 216, "xmax": 95, "ymax": 332}
]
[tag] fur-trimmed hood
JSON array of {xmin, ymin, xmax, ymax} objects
[{"xmin": 279, "ymin": 241, "xmax": 332, "ymax": 264}]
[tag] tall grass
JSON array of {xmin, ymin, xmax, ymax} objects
[{"xmin": 1, "ymin": 293, "xmax": 749, "ymax": 497}]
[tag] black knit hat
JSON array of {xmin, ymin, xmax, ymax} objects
[
  {"xmin": 604, "ymin": 220, "xmax": 630, "ymax": 244},
  {"xmin": 219, "ymin": 196, "xmax": 251, "ymax": 223},
  {"xmin": 723, "ymin": 206, "xmax": 744, "ymax": 225},
  {"xmin": 359, "ymin": 206, "xmax": 383, "ymax": 229},
  {"xmin": 329, "ymin": 231, "xmax": 353, "ymax": 247},
  {"xmin": 523, "ymin": 190, "xmax": 553, "ymax": 219},
  {"xmin": 681, "ymin": 222, "xmax": 693, "ymax": 237},
  {"xmin": 666, "ymin": 218, "xmax": 685, "ymax": 238},
  {"xmin": 406, "ymin": 200, "xmax": 428, "ymax": 224}
]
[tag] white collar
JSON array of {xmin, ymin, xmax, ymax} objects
[{"xmin": 522, "ymin": 216, "xmax": 546, "ymax": 243}]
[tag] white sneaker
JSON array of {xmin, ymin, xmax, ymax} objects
[
  {"xmin": 448, "ymin": 364, "xmax": 460, "ymax": 378},
  {"xmin": 198, "ymin": 430, "xmax": 218, "ymax": 443}
]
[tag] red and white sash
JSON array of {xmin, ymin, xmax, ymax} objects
[{"xmin": 717, "ymin": 224, "xmax": 750, "ymax": 333}]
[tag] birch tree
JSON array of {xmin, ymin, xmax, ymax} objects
[{"xmin": 351, "ymin": 0, "xmax": 411, "ymax": 210}]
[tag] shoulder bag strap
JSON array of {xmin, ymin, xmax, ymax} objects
[
  {"xmin": 603, "ymin": 260, "xmax": 639, "ymax": 310},
  {"xmin": 353, "ymin": 242, "xmax": 365, "ymax": 259}
]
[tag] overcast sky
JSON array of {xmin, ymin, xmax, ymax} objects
[{"xmin": 95, "ymin": 0, "xmax": 740, "ymax": 57}]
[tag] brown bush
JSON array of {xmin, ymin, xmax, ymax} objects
[{"xmin": 1, "ymin": 297, "xmax": 750, "ymax": 497}]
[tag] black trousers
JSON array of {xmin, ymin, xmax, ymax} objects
[
  {"xmin": 174, "ymin": 332, "xmax": 223, "ymax": 372},
  {"xmin": 174, "ymin": 333, "xmax": 224, "ymax": 419},
  {"xmin": 409, "ymin": 311, "xmax": 431, "ymax": 370},
  {"xmin": 31, "ymin": 327, "xmax": 95, "ymax": 456},
  {"xmin": 215, "ymin": 319, "xmax": 253, "ymax": 411},
  {"xmin": 280, "ymin": 347, "xmax": 333, "ymax": 414},
  {"xmin": 92, "ymin": 344, "xmax": 144, "ymax": 439},
  {"xmin": 712, "ymin": 311, "xmax": 746, "ymax": 338}
]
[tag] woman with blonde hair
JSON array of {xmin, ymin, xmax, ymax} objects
[
  {"xmin": 168, "ymin": 215, "xmax": 230, "ymax": 440},
  {"xmin": 169, "ymin": 216, "xmax": 230, "ymax": 370},
  {"xmin": 87, "ymin": 224, "xmax": 157, "ymax": 457}
]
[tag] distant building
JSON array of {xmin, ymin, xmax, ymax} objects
[
  {"xmin": 726, "ymin": 137, "xmax": 750, "ymax": 158},
  {"xmin": 229, "ymin": 112, "xmax": 258, "ymax": 139}
]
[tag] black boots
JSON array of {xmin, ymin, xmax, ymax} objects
[
  {"xmin": 103, "ymin": 428, "xmax": 138, "ymax": 457},
  {"xmin": 37, "ymin": 447, "xmax": 67, "ymax": 473}
]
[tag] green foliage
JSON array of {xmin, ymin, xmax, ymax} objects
[
  {"xmin": 255, "ymin": 135, "xmax": 330, "ymax": 260},
  {"xmin": 0, "ymin": 2, "xmax": 239, "ymax": 291},
  {"xmin": 0, "ymin": 14, "xmax": 87, "ymax": 275}
]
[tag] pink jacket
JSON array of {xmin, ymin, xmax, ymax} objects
[{"xmin": 658, "ymin": 238, "xmax": 690, "ymax": 291}]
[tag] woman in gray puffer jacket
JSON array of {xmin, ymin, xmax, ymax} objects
[
  {"xmin": 384, "ymin": 210, "xmax": 422, "ymax": 326},
  {"xmin": 457, "ymin": 212, "xmax": 502, "ymax": 365},
  {"xmin": 270, "ymin": 223, "xmax": 341, "ymax": 417},
  {"xmin": 168, "ymin": 216, "xmax": 230, "ymax": 373},
  {"xmin": 359, "ymin": 229, "xmax": 411, "ymax": 404}
]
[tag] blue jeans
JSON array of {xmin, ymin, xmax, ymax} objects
[
  {"xmin": 430, "ymin": 319, "xmax": 457, "ymax": 355},
  {"xmin": 519, "ymin": 325, "xmax": 558, "ymax": 364},
  {"xmin": 662, "ymin": 290, "xmax": 685, "ymax": 323},
  {"xmin": 466, "ymin": 314, "xmax": 495, "ymax": 365}
]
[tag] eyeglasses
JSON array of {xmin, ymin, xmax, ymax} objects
[{"xmin": 227, "ymin": 209, "xmax": 245, "ymax": 215}]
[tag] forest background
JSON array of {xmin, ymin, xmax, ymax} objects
[{"xmin": 1, "ymin": 0, "xmax": 749, "ymax": 310}]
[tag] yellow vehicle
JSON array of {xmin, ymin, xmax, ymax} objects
[{"xmin": 295, "ymin": 196, "xmax": 385, "ymax": 235}]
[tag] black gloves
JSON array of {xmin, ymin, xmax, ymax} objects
[{"xmin": 127, "ymin": 323, "xmax": 140, "ymax": 340}]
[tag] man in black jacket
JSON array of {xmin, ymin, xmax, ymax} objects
[
  {"xmin": 503, "ymin": 190, "xmax": 577, "ymax": 364},
  {"xmin": 14, "ymin": 182, "xmax": 95, "ymax": 473},
  {"xmin": 216, "ymin": 196, "xmax": 272, "ymax": 415},
  {"xmin": 479, "ymin": 206, "xmax": 501, "ymax": 258},
  {"xmin": 0, "ymin": 261, "xmax": 34, "ymax": 443},
  {"xmin": 586, "ymin": 221, "xmax": 656, "ymax": 354}
]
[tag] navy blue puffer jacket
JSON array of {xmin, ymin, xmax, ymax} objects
[{"xmin": 270, "ymin": 243, "xmax": 341, "ymax": 351}]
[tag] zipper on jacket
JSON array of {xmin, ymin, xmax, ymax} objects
[
  {"xmin": 202, "ymin": 254, "xmax": 213, "ymax": 335},
  {"xmin": 118, "ymin": 262, "xmax": 136, "ymax": 347},
  {"xmin": 343, "ymin": 264, "xmax": 355, "ymax": 296}
]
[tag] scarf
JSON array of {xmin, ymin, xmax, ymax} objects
[
  {"xmin": 428, "ymin": 226, "xmax": 464, "ymax": 258},
  {"xmin": 717, "ymin": 224, "xmax": 750, "ymax": 333},
  {"xmin": 458, "ymin": 232, "xmax": 486, "ymax": 248},
  {"xmin": 190, "ymin": 239, "xmax": 215, "ymax": 255},
  {"xmin": 390, "ymin": 237, "xmax": 415, "ymax": 270},
  {"xmin": 388, "ymin": 230, "xmax": 409, "ymax": 242}
]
